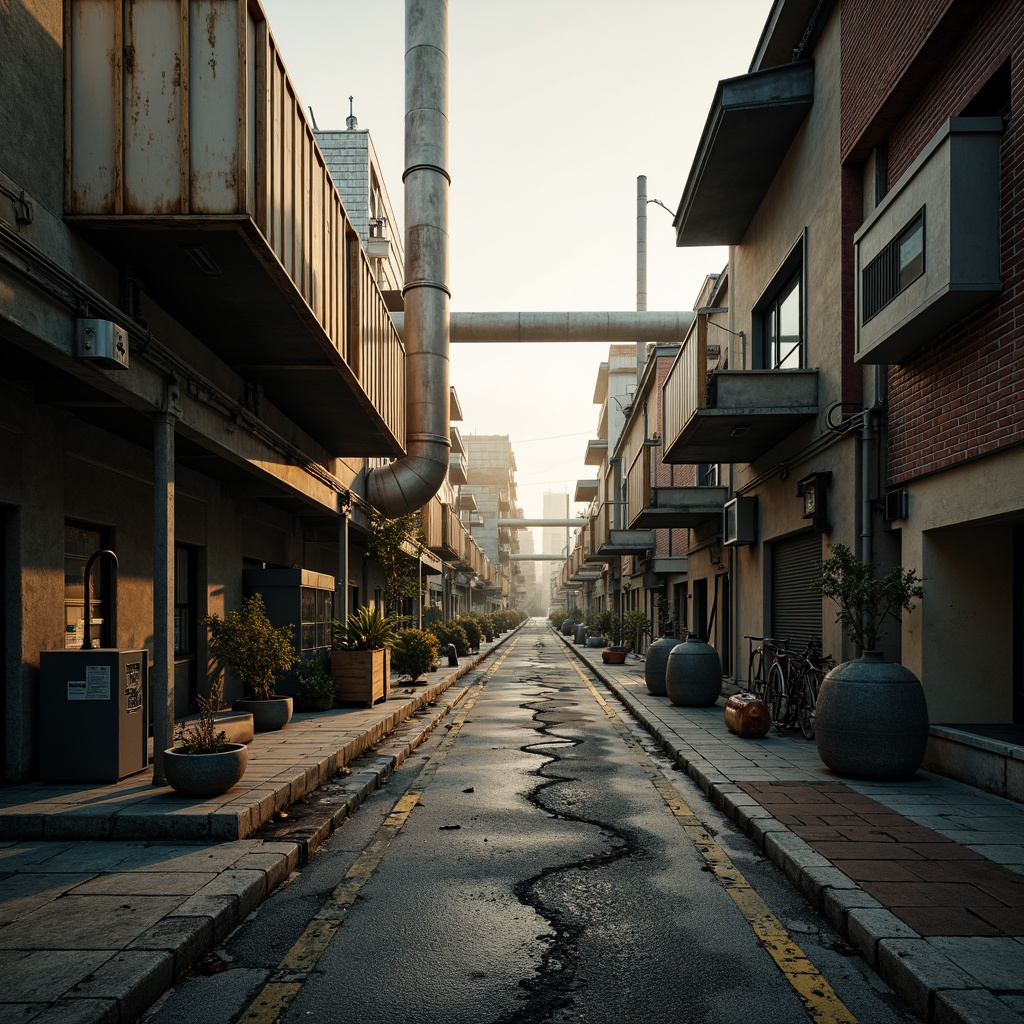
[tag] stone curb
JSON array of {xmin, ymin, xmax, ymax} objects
[{"xmin": 553, "ymin": 629, "xmax": 1006, "ymax": 1024}]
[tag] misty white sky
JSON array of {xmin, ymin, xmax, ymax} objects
[{"xmin": 260, "ymin": 0, "xmax": 770, "ymax": 524}]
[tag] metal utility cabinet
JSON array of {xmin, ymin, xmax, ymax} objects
[{"xmin": 39, "ymin": 649, "xmax": 148, "ymax": 781}]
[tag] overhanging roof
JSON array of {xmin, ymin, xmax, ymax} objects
[
  {"xmin": 674, "ymin": 61, "xmax": 815, "ymax": 247},
  {"xmin": 575, "ymin": 479, "xmax": 599, "ymax": 503}
]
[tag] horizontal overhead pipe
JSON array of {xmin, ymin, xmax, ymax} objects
[
  {"xmin": 389, "ymin": 311, "xmax": 694, "ymax": 343},
  {"xmin": 510, "ymin": 553, "xmax": 572, "ymax": 561},
  {"xmin": 496, "ymin": 519, "xmax": 585, "ymax": 528}
]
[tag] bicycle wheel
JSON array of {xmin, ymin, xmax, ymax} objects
[
  {"xmin": 748, "ymin": 647, "xmax": 766, "ymax": 699},
  {"xmin": 798, "ymin": 668, "xmax": 822, "ymax": 740},
  {"xmin": 765, "ymin": 662, "xmax": 789, "ymax": 729}
]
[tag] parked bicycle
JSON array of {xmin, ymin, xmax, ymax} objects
[
  {"xmin": 764, "ymin": 638, "xmax": 835, "ymax": 739},
  {"xmin": 744, "ymin": 634, "xmax": 789, "ymax": 701}
]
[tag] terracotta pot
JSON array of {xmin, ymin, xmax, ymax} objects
[
  {"xmin": 815, "ymin": 652, "xmax": 929, "ymax": 779},
  {"xmin": 602, "ymin": 647, "xmax": 627, "ymax": 664},
  {"xmin": 163, "ymin": 743, "xmax": 248, "ymax": 797}
]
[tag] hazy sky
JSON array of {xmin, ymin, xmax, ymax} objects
[{"xmin": 260, "ymin": 0, "xmax": 770, "ymax": 522}]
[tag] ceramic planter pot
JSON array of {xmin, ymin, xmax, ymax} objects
[
  {"xmin": 561, "ymin": 618, "xmax": 576, "ymax": 636},
  {"xmin": 644, "ymin": 635, "xmax": 683, "ymax": 696},
  {"xmin": 163, "ymin": 743, "xmax": 248, "ymax": 797},
  {"xmin": 233, "ymin": 696, "xmax": 293, "ymax": 731},
  {"xmin": 815, "ymin": 652, "xmax": 929, "ymax": 779},
  {"xmin": 665, "ymin": 636, "xmax": 722, "ymax": 707},
  {"xmin": 602, "ymin": 647, "xmax": 627, "ymax": 664}
]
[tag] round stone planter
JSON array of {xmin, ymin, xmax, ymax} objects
[
  {"xmin": 815, "ymin": 652, "xmax": 929, "ymax": 779},
  {"xmin": 665, "ymin": 636, "xmax": 722, "ymax": 707},
  {"xmin": 561, "ymin": 618, "xmax": 576, "ymax": 636},
  {"xmin": 602, "ymin": 647, "xmax": 627, "ymax": 664},
  {"xmin": 234, "ymin": 696, "xmax": 293, "ymax": 732},
  {"xmin": 644, "ymin": 635, "xmax": 683, "ymax": 696},
  {"xmin": 585, "ymin": 635, "xmax": 608, "ymax": 649},
  {"xmin": 163, "ymin": 743, "xmax": 248, "ymax": 797},
  {"xmin": 574, "ymin": 624, "xmax": 587, "ymax": 645}
]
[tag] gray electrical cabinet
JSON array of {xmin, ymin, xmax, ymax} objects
[{"xmin": 39, "ymin": 649, "xmax": 148, "ymax": 781}]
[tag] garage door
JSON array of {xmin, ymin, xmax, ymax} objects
[{"xmin": 771, "ymin": 531, "xmax": 822, "ymax": 650}]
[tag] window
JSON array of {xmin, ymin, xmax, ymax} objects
[
  {"xmin": 862, "ymin": 208, "xmax": 925, "ymax": 324},
  {"xmin": 754, "ymin": 237, "xmax": 806, "ymax": 370},
  {"xmin": 698, "ymin": 463, "xmax": 719, "ymax": 487}
]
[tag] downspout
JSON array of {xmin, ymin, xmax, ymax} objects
[
  {"xmin": 861, "ymin": 364, "xmax": 884, "ymax": 567},
  {"xmin": 367, "ymin": 0, "xmax": 450, "ymax": 516}
]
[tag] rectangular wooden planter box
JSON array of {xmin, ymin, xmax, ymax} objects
[{"xmin": 330, "ymin": 649, "xmax": 390, "ymax": 707}]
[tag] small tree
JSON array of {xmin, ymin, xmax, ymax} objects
[
  {"xmin": 367, "ymin": 509, "xmax": 426, "ymax": 617},
  {"xmin": 201, "ymin": 594, "xmax": 296, "ymax": 700},
  {"xmin": 813, "ymin": 543, "xmax": 924, "ymax": 653}
]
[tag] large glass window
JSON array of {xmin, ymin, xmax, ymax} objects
[{"xmin": 763, "ymin": 270, "xmax": 802, "ymax": 369}]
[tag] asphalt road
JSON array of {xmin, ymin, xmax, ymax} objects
[{"xmin": 144, "ymin": 622, "xmax": 917, "ymax": 1024}]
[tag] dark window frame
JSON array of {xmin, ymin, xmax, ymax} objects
[{"xmin": 752, "ymin": 232, "xmax": 807, "ymax": 370}]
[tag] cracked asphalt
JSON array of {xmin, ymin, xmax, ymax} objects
[{"xmin": 144, "ymin": 624, "xmax": 916, "ymax": 1024}]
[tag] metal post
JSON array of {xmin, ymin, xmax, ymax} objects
[
  {"xmin": 337, "ymin": 509, "xmax": 349, "ymax": 622},
  {"xmin": 152, "ymin": 402, "xmax": 176, "ymax": 786},
  {"xmin": 637, "ymin": 174, "xmax": 647, "ymax": 312}
]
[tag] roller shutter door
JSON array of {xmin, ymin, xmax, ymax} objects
[{"xmin": 771, "ymin": 531, "xmax": 822, "ymax": 648}]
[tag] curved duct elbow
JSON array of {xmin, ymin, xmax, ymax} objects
[{"xmin": 367, "ymin": 0, "xmax": 450, "ymax": 517}]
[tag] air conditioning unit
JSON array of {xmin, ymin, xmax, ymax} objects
[
  {"xmin": 723, "ymin": 496, "xmax": 756, "ymax": 546},
  {"xmin": 76, "ymin": 319, "xmax": 129, "ymax": 370},
  {"xmin": 884, "ymin": 489, "xmax": 909, "ymax": 522}
]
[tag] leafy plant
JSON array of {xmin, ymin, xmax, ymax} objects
[
  {"xmin": 295, "ymin": 657, "xmax": 334, "ymax": 701},
  {"xmin": 367, "ymin": 510, "xmax": 426, "ymax": 616},
  {"xmin": 175, "ymin": 675, "xmax": 230, "ymax": 754},
  {"xmin": 623, "ymin": 610, "xmax": 650, "ymax": 652},
  {"xmin": 813, "ymin": 543, "xmax": 924, "ymax": 652},
  {"xmin": 456, "ymin": 615, "xmax": 482, "ymax": 652},
  {"xmin": 333, "ymin": 605, "xmax": 398, "ymax": 652},
  {"xmin": 201, "ymin": 594, "xmax": 296, "ymax": 700},
  {"xmin": 428, "ymin": 619, "xmax": 471, "ymax": 657},
  {"xmin": 392, "ymin": 628, "xmax": 441, "ymax": 681},
  {"xmin": 607, "ymin": 613, "xmax": 624, "ymax": 647}
]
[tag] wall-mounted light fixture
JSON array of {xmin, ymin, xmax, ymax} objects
[{"xmin": 796, "ymin": 471, "xmax": 832, "ymax": 532}]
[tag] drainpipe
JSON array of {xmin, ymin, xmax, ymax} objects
[
  {"xmin": 367, "ymin": 0, "xmax": 451, "ymax": 516},
  {"xmin": 861, "ymin": 364, "xmax": 883, "ymax": 567}
]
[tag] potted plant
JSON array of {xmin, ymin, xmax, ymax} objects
[
  {"xmin": 331, "ymin": 605, "xmax": 397, "ymax": 706},
  {"xmin": 392, "ymin": 627, "xmax": 441, "ymax": 683},
  {"xmin": 623, "ymin": 609, "xmax": 650, "ymax": 657},
  {"xmin": 295, "ymin": 657, "xmax": 335, "ymax": 712},
  {"xmin": 602, "ymin": 614, "xmax": 627, "ymax": 664},
  {"xmin": 202, "ymin": 594, "xmax": 296, "ymax": 731},
  {"xmin": 811, "ymin": 543, "xmax": 928, "ymax": 779},
  {"xmin": 164, "ymin": 676, "xmax": 248, "ymax": 797}
]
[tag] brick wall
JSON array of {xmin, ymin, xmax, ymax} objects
[{"xmin": 842, "ymin": 0, "xmax": 1024, "ymax": 485}]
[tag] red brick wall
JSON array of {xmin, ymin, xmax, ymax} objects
[{"xmin": 842, "ymin": 1, "xmax": 1024, "ymax": 485}]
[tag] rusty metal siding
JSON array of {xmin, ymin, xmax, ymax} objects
[{"xmin": 68, "ymin": 1, "xmax": 120, "ymax": 214}]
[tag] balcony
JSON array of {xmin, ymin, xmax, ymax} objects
[
  {"xmin": 448, "ymin": 452, "xmax": 469, "ymax": 485},
  {"xmin": 64, "ymin": 0, "xmax": 404, "ymax": 456},
  {"xmin": 662, "ymin": 317, "xmax": 817, "ymax": 464},
  {"xmin": 854, "ymin": 117, "xmax": 1003, "ymax": 365},
  {"xmin": 584, "ymin": 439, "xmax": 608, "ymax": 466},
  {"xmin": 631, "ymin": 487, "xmax": 728, "ymax": 529}
]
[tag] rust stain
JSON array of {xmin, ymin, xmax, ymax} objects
[
  {"xmin": 208, "ymin": 56, "xmax": 217, "ymax": 79},
  {"xmin": 123, "ymin": 43, "xmax": 136, "ymax": 76},
  {"xmin": 172, "ymin": 55, "xmax": 182, "ymax": 91},
  {"xmin": 206, "ymin": 8, "xmax": 217, "ymax": 48}
]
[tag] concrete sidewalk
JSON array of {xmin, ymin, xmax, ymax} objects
[
  {"xmin": 557, "ymin": 630, "xmax": 1024, "ymax": 1024},
  {"xmin": 0, "ymin": 630, "xmax": 516, "ymax": 1024}
]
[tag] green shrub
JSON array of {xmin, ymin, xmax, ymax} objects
[
  {"xmin": 201, "ymin": 594, "xmax": 296, "ymax": 699},
  {"xmin": 333, "ymin": 605, "xmax": 398, "ymax": 651},
  {"xmin": 393, "ymin": 628, "xmax": 441, "ymax": 681},
  {"xmin": 428, "ymin": 619, "xmax": 471, "ymax": 656},
  {"xmin": 456, "ymin": 615, "xmax": 482, "ymax": 651},
  {"xmin": 474, "ymin": 613, "xmax": 496, "ymax": 643},
  {"xmin": 295, "ymin": 657, "xmax": 334, "ymax": 701}
]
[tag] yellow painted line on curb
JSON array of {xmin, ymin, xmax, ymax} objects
[
  {"xmin": 239, "ymin": 639, "xmax": 520, "ymax": 1024},
  {"xmin": 563, "ymin": 650, "xmax": 857, "ymax": 1024}
]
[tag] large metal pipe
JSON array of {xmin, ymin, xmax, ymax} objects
[
  {"xmin": 367, "ymin": 0, "xmax": 451, "ymax": 517},
  {"xmin": 390, "ymin": 310, "xmax": 694, "ymax": 344},
  {"xmin": 496, "ymin": 519, "xmax": 584, "ymax": 528},
  {"xmin": 637, "ymin": 174, "xmax": 647, "ymax": 312}
]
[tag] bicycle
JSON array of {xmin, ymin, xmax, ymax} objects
[
  {"xmin": 764, "ymin": 638, "xmax": 835, "ymax": 739},
  {"xmin": 744, "ymin": 634, "xmax": 789, "ymax": 701}
]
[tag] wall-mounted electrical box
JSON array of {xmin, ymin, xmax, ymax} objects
[{"xmin": 76, "ymin": 318, "xmax": 129, "ymax": 370}]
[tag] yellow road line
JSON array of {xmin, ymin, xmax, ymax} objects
[
  {"xmin": 563, "ymin": 650, "xmax": 857, "ymax": 1024},
  {"xmin": 238, "ymin": 639, "xmax": 519, "ymax": 1024}
]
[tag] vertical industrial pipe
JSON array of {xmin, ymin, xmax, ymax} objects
[
  {"xmin": 367, "ymin": 0, "xmax": 451, "ymax": 516},
  {"xmin": 637, "ymin": 175, "xmax": 647, "ymax": 313},
  {"xmin": 151, "ymin": 405, "xmax": 176, "ymax": 786}
]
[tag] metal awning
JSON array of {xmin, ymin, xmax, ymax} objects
[{"xmin": 674, "ymin": 61, "xmax": 815, "ymax": 246}]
